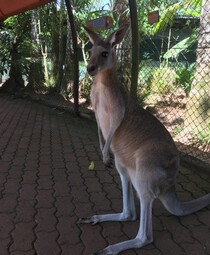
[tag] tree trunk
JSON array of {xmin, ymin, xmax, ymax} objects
[
  {"xmin": 113, "ymin": 0, "xmax": 132, "ymax": 92},
  {"xmin": 51, "ymin": 2, "xmax": 59, "ymax": 86},
  {"xmin": 65, "ymin": 0, "xmax": 79, "ymax": 116},
  {"xmin": 184, "ymin": 0, "xmax": 210, "ymax": 135},
  {"xmin": 61, "ymin": 19, "xmax": 74, "ymax": 93},
  {"xmin": 0, "ymin": 42, "xmax": 24, "ymax": 92},
  {"xmin": 55, "ymin": 0, "xmax": 67, "ymax": 93},
  {"xmin": 27, "ymin": 10, "xmax": 44, "ymax": 91}
]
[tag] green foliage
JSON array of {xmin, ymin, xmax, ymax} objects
[
  {"xmin": 173, "ymin": 123, "xmax": 184, "ymax": 136},
  {"xmin": 79, "ymin": 62, "xmax": 93, "ymax": 101},
  {"xmin": 154, "ymin": 0, "xmax": 201, "ymax": 34},
  {"xmin": 45, "ymin": 75, "xmax": 56, "ymax": 88},
  {"xmin": 137, "ymin": 0, "xmax": 202, "ymax": 104},
  {"xmin": 137, "ymin": 60, "xmax": 155, "ymax": 102},
  {"xmin": 149, "ymin": 65, "xmax": 177, "ymax": 95},
  {"xmin": 191, "ymin": 127, "xmax": 210, "ymax": 148},
  {"xmin": 0, "ymin": 13, "xmax": 32, "ymax": 78},
  {"xmin": 154, "ymin": 2, "xmax": 181, "ymax": 33},
  {"xmin": 163, "ymin": 30, "xmax": 198, "ymax": 60},
  {"xmin": 175, "ymin": 63, "xmax": 195, "ymax": 96}
]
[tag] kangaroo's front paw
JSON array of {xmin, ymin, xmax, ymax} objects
[
  {"xmin": 102, "ymin": 151, "xmax": 112, "ymax": 167},
  {"xmin": 94, "ymin": 246, "xmax": 115, "ymax": 255},
  {"xmin": 103, "ymin": 156, "xmax": 112, "ymax": 167},
  {"xmin": 78, "ymin": 215, "xmax": 99, "ymax": 225}
]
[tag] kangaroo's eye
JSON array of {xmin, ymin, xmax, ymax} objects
[{"xmin": 101, "ymin": 51, "xmax": 108, "ymax": 58}]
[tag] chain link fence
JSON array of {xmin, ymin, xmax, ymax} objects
[
  {"xmin": 82, "ymin": 0, "xmax": 209, "ymax": 170},
  {"xmin": 137, "ymin": 0, "xmax": 210, "ymax": 169},
  {"xmin": 1, "ymin": 0, "xmax": 208, "ymax": 169}
]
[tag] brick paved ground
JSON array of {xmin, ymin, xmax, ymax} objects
[{"xmin": 0, "ymin": 93, "xmax": 210, "ymax": 255}]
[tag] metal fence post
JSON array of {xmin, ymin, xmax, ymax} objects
[{"xmin": 128, "ymin": 0, "xmax": 139, "ymax": 100}]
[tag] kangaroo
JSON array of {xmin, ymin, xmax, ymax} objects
[{"xmin": 79, "ymin": 25, "xmax": 210, "ymax": 255}]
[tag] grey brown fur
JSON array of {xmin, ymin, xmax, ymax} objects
[{"xmin": 79, "ymin": 25, "xmax": 210, "ymax": 255}]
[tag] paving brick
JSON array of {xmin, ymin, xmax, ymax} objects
[
  {"xmin": 1, "ymin": 153, "xmax": 14, "ymax": 161},
  {"xmin": 0, "ymin": 194, "xmax": 18, "ymax": 213},
  {"xmin": 11, "ymin": 251, "xmax": 35, "ymax": 255},
  {"xmin": 180, "ymin": 213, "xmax": 201, "ymax": 227},
  {"xmin": 197, "ymin": 209, "xmax": 210, "ymax": 226},
  {"xmin": 0, "ymin": 238, "xmax": 11, "ymax": 255},
  {"xmin": 53, "ymin": 181, "xmax": 70, "ymax": 197},
  {"xmin": 71, "ymin": 186, "xmax": 90, "ymax": 203},
  {"xmin": 10, "ymin": 222, "xmax": 36, "ymax": 252},
  {"xmin": 38, "ymin": 164, "xmax": 52, "ymax": 176},
  {"xmin": 189, "ymin": 225, "xmax": 210, "ymax": 253},
  {"xmin": 154, "ymin": 230, "xmax": 184, "ymax": 255},
  {"xmin": 81, "ymin": 224, "xmax": 107, "ymax": 255},
  {"xmin": 121, "ymin": 220, "xmax": 139, "ymax": 238},
  {"xmin": 55, "ymin": 196, "xmax": 75, "ymax": 217},
  {"xmin": 181, "ymin": 241, "xmax": 208, "ymax": 255},
  {"xmin": 36, "ymin": 208, "xmax": 57, "ymax": 232},
  {"xmin": 57, "ymin": 216, "xmax": 81, "ymax": 245},
  {"xmin": 22, "ymin": 171, "xmax": 37, "ymax": 184},
  {"xmin": 74, "ymin": 201, "xmax": 94, "ymax": 218},
  {"xmin": 0, "ymin": 213, "xmax": 14, "ymax": 239},
  {"xmin": 0, "ymin": 173, "xmax": 7, "ymax": 189},
  {"xmin": 36, "ymin": 189, "xmax": 54, "ymax": 208},
  {"xmin": 15, "ymin": 200, "xmax": 36, "ymax": 223},
  {"xmin": 1, "ymin": 94, "xmax": 210, "ymax": 255},
  {"xmin": 3, "ymin": 178, "xmax": 20, "ymax": 194},
  {"xmin": 110, "ymin": 198, "xmax": 123, "ymax": 212},
  {"xmin": 103, "ymin": 183, "xmax": 122, "ymax": 199},
  {"xmin": 136, "ymin": 247, "xmax": 162, "ymax": 255},
  {"xmin": 39, "ymin": 155, "xmax": 52, "ymax": 164},
  {"xmin": 0, "ymin": 161, "xmax": 10, "ymax": 173},
  {"xmin": 68, "ymin": 172, "xmax": 84, "ymax": 186},
  {"xmin": 34, "ymin": 231, "xmax": 60, "ymax": 255},
  {"xmin": 19, "ymin": 184, "xmax": 37, "ymax": 200},
  {"xmin": 37, "ymin": 176, "xmax": 53, "ymax": 190},
  {"xmin": 85, "ymin": 177, "xmax": 103, "ymax": 192},
  {"xmin": 8, "ymin": 166, "xmax": 23, "ymax": 179},
  {"xmin": 102, "ymin": 221, "xmax": 125, "ymax": 242},
  {"xmin": 80, "ymin": 166, "xmax": 97, "ymax": 178},
  {"xmin": 95, "ymin": 170, "xmax": 114, "ymax": 185},
  {"xmin": 160, "ymin": 215, "xmax": 194, "ymax": 244},
  {"xmin": 60, "ymin": 243, "xmax": 84, "ymax": 255},
  {"xmin": 52, "ymin": 172, "xmax": 67, "ymax": 182},
  {"xmin": 24, "ymin": 161, "xmax": 38, "ymax": 171},
  {"xmin": 90, "ymin": 191, "xmax": 111, "ymax": 211},
  {"xmin": 65, "ymin": 162, "xmax": 80, "ymax": 173}
]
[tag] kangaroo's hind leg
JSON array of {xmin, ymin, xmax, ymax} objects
[
  {"xmin": 94, "ymin": 179, "xmax": 155, "ymax": 255},
  {"xmin": 78, "ymin": 156, "xmax": 136, "ymax": 224}
]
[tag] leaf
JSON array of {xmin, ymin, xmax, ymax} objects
[
  {"xmin": 154, "ymin": 0, "xmax": 201, "ymax": 34},
  {"xmin": 154, "ymin": 3, "xmax": 181, "ymax": 33},
  {"xmin": 163, "ymin": 31, "xmax": 198, "ymax": 59},
  {"xmin": 88, "ymin": 161, "xmax": 95, "ymax": 171}
]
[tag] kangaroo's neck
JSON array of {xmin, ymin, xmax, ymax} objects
[{"xmin": 95, "ymin": 68, "xmax": 117, "ymax": 86}]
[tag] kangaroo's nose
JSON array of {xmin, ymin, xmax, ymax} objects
[{"xmin": 87, "ymin": 65, "xmax": 96, "ymax": 75}]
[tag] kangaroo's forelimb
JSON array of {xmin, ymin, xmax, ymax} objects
[{"xmin": 102, "ymin": 107, "xmax": 125, "ymax": 166}]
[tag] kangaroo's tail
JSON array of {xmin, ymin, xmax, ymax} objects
[{"xmin": 159, "ymin": 185, "xmax": 210, "ymax": 216}]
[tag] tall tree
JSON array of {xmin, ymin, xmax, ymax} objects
[
  {"xmin": 184, "ymin": 0, "xmax": 210, "ymax": 138},
  {"xmin": 0, "ymin": 14, "xmax": 31, "ymax": 92},
  {"xmin": 27, "ymin": 10, "xmax": 44, "ymax": 91}
]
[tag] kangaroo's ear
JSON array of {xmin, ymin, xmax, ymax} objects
[
  {"xmin": 84, "ymin": 26, "xmax": 102, "ymax": 45},
  {"xmin": 105, "ymin": 24, "xmax": 129, "ymax": 47}
]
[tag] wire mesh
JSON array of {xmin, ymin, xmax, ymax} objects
[
  {"xmin": 79, "ymin": 0, "xmax": 209, "ymax": 169},
  {"xmin": 138, "ymin": 0, "xmax": 210, "ymax": 169}
]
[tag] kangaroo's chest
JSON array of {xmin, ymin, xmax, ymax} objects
[{"xmin": 91, "ymin": 84, "xmax": 112, "ymax": 139}]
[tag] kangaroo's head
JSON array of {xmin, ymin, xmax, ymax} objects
[{"xmin": 85, "ymin": 25, "xmax": 129, "ymax": 76}]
